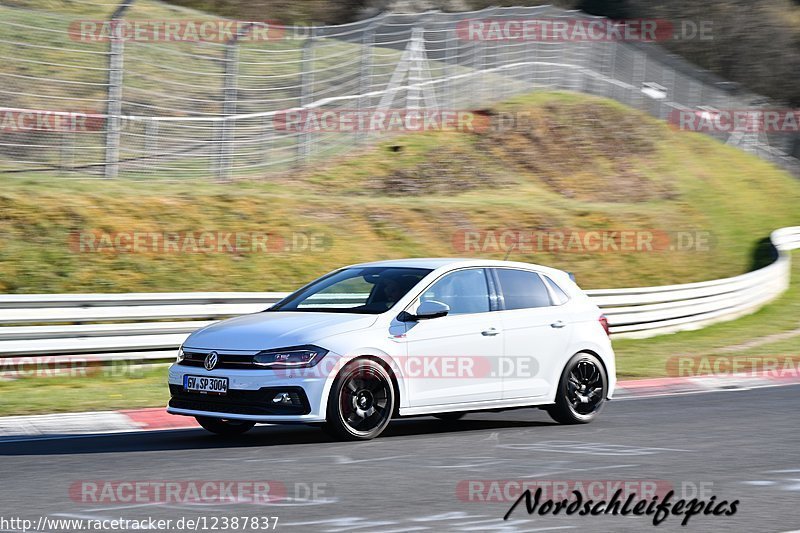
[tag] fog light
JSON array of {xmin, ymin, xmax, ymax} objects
[{"xmin": 272, "ymin": 392, "xmax": 292, "ymax": 404}]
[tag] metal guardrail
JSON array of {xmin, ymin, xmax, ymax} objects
[
  {"xmin": 587, "ymin": 227, "xmax": 800, "ymax": 337},
  {"xmin": 0, "ymin": 227, "xmax": 797, "ymax": 364}
]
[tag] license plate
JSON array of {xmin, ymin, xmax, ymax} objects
[{"xmin": 184, "ymin": 375, "xmax": 228, "ymax": 395}]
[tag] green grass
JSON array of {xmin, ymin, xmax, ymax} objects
[
  {"xmin": 0, "ymin": 366, "xmax": 169, "ymax": 416},
  {"xmin": 1, "ymin": 91, "xmax": 799, "ymax": 293}
]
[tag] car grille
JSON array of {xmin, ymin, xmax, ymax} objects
[
  {"xmin": 169, "ymin": 385, "xmax": 310, "ymax": 416},
  {"xmin": 179, "ymin": 350, "xmax": 258, "ymax": 369}
]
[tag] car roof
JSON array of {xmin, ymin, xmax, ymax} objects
[{"xmin": 345, "ymin": 258, "xmax": 568, "ymax": 277}]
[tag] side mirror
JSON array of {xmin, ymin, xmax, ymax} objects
[{"xmin": 405, "ymin": 300, "xmax": 450, "ymax": 321}]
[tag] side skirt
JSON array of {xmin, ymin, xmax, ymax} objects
[{"xmin": 398, "ymin": 397, "xmax": 552, "ymax": 417}]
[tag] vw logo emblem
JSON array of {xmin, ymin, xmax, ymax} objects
[{"xmin": 204, "ymin": 351, "xmax": 219, "ymax": 371}]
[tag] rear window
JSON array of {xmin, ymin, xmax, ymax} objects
[{"xmin": 495, "ymin": 269, "xmax": 552, "ymax": 310}]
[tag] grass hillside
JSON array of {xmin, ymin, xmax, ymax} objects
[{"xmin": 1, "ymin": 91, "xmax": 798, "ymax": 293}]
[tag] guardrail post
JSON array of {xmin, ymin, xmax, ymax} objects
[{"xmin": 103, "ymin": 0, "xmax": 135, "ymax": 179}]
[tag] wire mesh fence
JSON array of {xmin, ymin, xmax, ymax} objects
[{"xmin": 0, "ymin": 2, "xmax": 798, "ymax": 180}]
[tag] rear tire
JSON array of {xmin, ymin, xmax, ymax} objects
[
  {"xmin": 323, "ymin": 358, "xmax": 395, "ymax": 441},
  {"xmin": 195, "ymin": 416, "xmax": 255, "ymax": 435},
  {"xmin": 546, "ymin": 352, "xmax": 608, "ymax": 425}
]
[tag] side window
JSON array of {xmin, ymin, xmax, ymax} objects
[
  {"xmin": 543, "ymin": 275, "xmax": 570, "ymax": 305},
  {"xmin": 496, "ymin": 269, "xmax": 552, "ymax": 310},
  {"xmin": 420, "ymin": 269, "xmax": 490, "ymax": 315}
]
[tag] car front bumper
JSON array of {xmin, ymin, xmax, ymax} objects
[{"xmin": 167, "ymin": 362, "xmax": 334, "ymax": 423}]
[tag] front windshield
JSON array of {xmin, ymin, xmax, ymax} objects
[{"xmin": 269, "ymin": 267, "xmax": 432, "ymax": 314}]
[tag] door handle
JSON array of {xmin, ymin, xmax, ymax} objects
[
  {"xmin": 481, "ymin": 328, "xmax": 500, "ymax": 336},
  {"xmin": 550, "ymin": 321, "xmax": 566, "ymax": 329}
]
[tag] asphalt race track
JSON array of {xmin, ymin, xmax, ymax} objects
[{"xmin": 0, "ymin": 385, "xmax": 798, "ymax": 533}]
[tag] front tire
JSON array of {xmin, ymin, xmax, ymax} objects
[
  {"xmin": 323, "ymin": 359, "xmax": 395, "ymax": 441},
  {"xmin": 195, "ymin": 416, "xmax": 255, "ymax": 435},
  {"xmin": 546, "ymin": 352, "xmax": 608, "ymax": 424}
]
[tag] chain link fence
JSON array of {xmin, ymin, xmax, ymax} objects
[{"xmin": 0, "ymin": 2, "xmax": 798, "ymax": 180}]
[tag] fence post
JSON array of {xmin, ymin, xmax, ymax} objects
[
  {"xmin": 528, "ymin": 37, "xmax": 538, "ymax": 90},
  {"xmin": 688, "ymin": 78, "xmax": 702, "ymax": 109},
  {"xmin": 578, "ymin": 41, "xmax": 591, "ymax": 95},
  {"xmin": 444, "ymin": 26, "xmax": 457, "ymax": 108},
  {"xmin": 103, "ymin": 0, "xmax": 135, "ymax": 179},
  {"xmin": 261, "ymin": 113, "xmax": 272, "ymax": 168},
  {"xmin": 407, "ymin": 27, "xmax": 424, "ymax": 111},
  {"xmin": 144, "ymin": 119, "xmax": 158, "ymax": 161},
  {"xmin": 606, "ymin": 41, "xmax": 618, "ymax": 100},
  {"xmin": 59, "ymin": 133, "xmax": 74, "ymax": 176},
  {"xmin": 214, "ymin": 40, "xmax": 240, "ymax": 181},
  {"xmin": 660, "ymin": 66, "xmax": 675, "ymax": 121},
  {"xmin": 631, "ymin": 49, "xmax": 647, "ymax": 110},
  {"xmin": 473, "ymin": 38, "xmax": 486, "ymax": 103},
  {"xmin": 297, "ymin": 27, "xmax": 316, "ymax": 165},
  {"xmin": 357, "ymin": 26, "xmax": 374, "ymax": 144}
]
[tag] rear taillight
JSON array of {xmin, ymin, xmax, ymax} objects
[{"xmin": 599, "ymin": 315, "xmax": 610, "ymax": 336}]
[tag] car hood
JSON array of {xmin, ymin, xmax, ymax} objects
[{"xmin": 183, "ymin": 311, "xmax": 379, "ymax": 351}]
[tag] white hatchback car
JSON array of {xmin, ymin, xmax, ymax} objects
[{"xmin": 168, "ymin": 259, "xmax": 615, "ymax": 440}]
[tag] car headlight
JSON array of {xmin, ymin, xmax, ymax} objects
[
  {"xmin": 176, "ymin": 346, "xmax": 185, "ymax": 363},
  {"xmin": 253, "ymin": 345, "xmax": 328, "ymax": 368}
]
